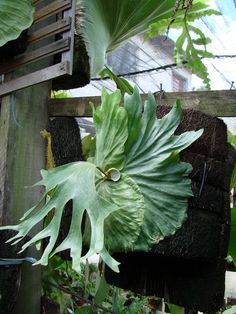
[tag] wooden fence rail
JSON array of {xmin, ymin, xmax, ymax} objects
[{"xmin": 49, "ymin": 90, "xmax": 236, "ymax": 117}]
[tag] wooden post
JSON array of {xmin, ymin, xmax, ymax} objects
[
  {"xmin": 0, "ymin": 81, "xmax": 50, "ymax": 313},
  {"xmin": 0, "ymin": 79, "xmax": 50, "ymax": 313}
]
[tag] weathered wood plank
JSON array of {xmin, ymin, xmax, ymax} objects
[
  {"xmin": 49, "ymin": 96, "xmax": 100, "ymax": 117},
  {"xmin": 158, "ymin": 90, "xmax": 236, "ymax": 117},
  {"xmin": 0, "ymin": 62, "xmax": 70, "ymax": 96},
  {"xmin": 49, "ymin": 90, "xmax": 236, "ymax": 117},
  {"xmin": 0, "ymin": 38, "xmax": 70, "ymax": 74},
  {"xmin": 28, "ymin": 17, "xmax": 71, "ymax": 44},
  {"xmin": 0, "ymin": 80, "xmax": 50, "ymax": 314},
  {"xmin": 0, "ymin": 2, "xmax": 53, "ymax": 312},
  {"xmin": 34, "ymin": 0, "xmax": 72, "ymax": 23},
  {"xmin": 61, "ymin": 0, "xmax": 76, "ymax": 75}
]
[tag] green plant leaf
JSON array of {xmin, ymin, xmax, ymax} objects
[
  {"xmin": 221, "ymin": 305, "xmax": 236, "ymax": 314},
  {"xmin": 123, "ymin": 91, "xmax": 203, "ymax": 249},
  {"xmin": 82, "ymin": 135, "xmax": 94, "ymax": 160},
  {"xmin": 77, "ymin": 0, "xmax": 176, "ymax": 75},
  {"xmin": 94, "ymin": 274, "xmax": 109, "ymax": 304},
  {"xmin": 0, "ymin": 87, "xmax": 203, "ymax": 273},
  {"xmin": 0, "ymin": 0, "xmax": 34, "ymax": 47},
  {"xmin": 146, "ymin": 0, "xmax": 220, "ymax": 89},
  {"xmin": 228, "ymin": 207, "xmax": 236, "ymax": 266},
  {"xmin": 97, "ymin": 174, "xmax": 144, "ymax": 253},
  {"xmin": 168, "ymin": 304, "xmax": 185, "ymax": 314},
  {"xmin": 0, "ymin": 162, "xmax": 120, "ymax": 272},
  {"xmin": 93, "ymin": 88, "xmax": 128, "ymax": 171},
  {"xmin": 75, "ymin": 306, "xmax": 94, "ymax": 314},
  {"xmin": 227, "ymin": 130, "xmax": 236, "ymax": 189},
  {"xmin": 100, "ymin": 67, "xmax": 134, "ymax": 95},
  {"xmin": 228, "ymin": 130, "xmax": 236, "ymax": 150},
  {"xmin": 51, "ymin": 90, "xmax": 69, "ymax": 99},
  {"xmin": 231, "ymin": 165, "xmax": 236, "ymax": 190}
]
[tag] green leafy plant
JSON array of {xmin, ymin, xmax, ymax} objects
[
  {"xmin": 51, "ymin": 90, "xmax": 70, "ymax": 99},
  {"xmin": 77, "ymin": 0, "xmax": 181, "ymax": 75},
  {"xmin": 43, "ymin": 255, "xmax": 98, "ymax": 313},
  {"xmin": 0, "ymin": 88, "xmax": 203, "ymax": 273},
  {"xmin": 221, "ymin": 305, "xmax": 236, "ymax": 314},
  {"xmin": 43, "ymin": 255, "xmax": 151, "ymax": 314},
  {"xmin": 168, "ymin": 303, "xmax": 185, "ymax": 314},
  {"xmin": 99, "ymin": 67, "xmax": 134, "ymax": 95},
  {"xmin": 0, "ymin": 0, "xmax": 34, "ymax": 47},
  {"xmin": 146, "ymin": 0, "xmax": 220, "ymax": 89}
]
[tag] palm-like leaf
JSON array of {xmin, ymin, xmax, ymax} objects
[
  {"xmin": 0, "ymin": 0, "xmax": 34, "ymax": 47},
  {"xmin": 77, "ymin": 0, "xmax": 176, "ymax": 75}
]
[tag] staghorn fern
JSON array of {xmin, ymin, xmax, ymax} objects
[{"xmin": 0, "ymin": 88, "xmax": 203, "ymax": 273}]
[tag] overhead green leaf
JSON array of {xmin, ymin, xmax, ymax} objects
[
  {"xmin": 0, "ymin": 0, "xmax": 34, "ymax": 47},
  {"xmin": 77, "ymin": 0, "xmax": 176, "ymax": 75},
  {"xmin": 123, "ymin": 88, "xmax": 203, "ymax": 250}
]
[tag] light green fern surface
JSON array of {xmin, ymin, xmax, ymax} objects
[{"xmin": 0, "ymin": 88, "xmax": 203, "ymax": 272}]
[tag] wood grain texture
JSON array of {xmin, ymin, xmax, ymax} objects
[
  {"xmin": 28, "ymin": 17, "xmax": 71, "ymax": 44},
  {"xmin": 34, "ymin": 0, "xmax": 71, "ymax": 23},
  {"xmin": 158, "ymin": 90, "xmax": 236, "ymax": 117},
  {"xmin": 0, "ymin": 62, "xmax": 70, "ymax": 96},
  {"xmin": 0, "ymin": 38, "xmax": 70, "ymax": 74},
  {"xmin": 48, "ymin": 90, "xmax": 236, "ymax": 117},
  {"xmin": 0, "ymin": 78, "xmax": 50, "ymax": 314}
]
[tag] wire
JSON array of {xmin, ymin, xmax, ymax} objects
[
  {"xmin": 211, "ymin": 63, "xmax": 234, "ymax": 87},
  {"xmin": 91, "ymin": 54, "xmax": 236, "ymax": 81}
]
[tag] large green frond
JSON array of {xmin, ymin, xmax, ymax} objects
[
  {"xmin": 0, "ymin": 0, "xmax": 34, "ymax": 47},
  {"xmin": 93, "ymin": 88, "xmax": 127, "ymax": 171},
  {"xmin": 123, "ymin": 91, "xmax": 203, "ymax": 249},
  {"xmin": 0, "ymin": 87, "xmax": 203, "ymax": 272},
  {"xmin": 97, "ymin": 174, "xmax": 145, "ymax": 253},
  {"xmin": 0, "ymin": 162, "xmax": 120, "ymax": 272},
  {"xmin": 77, "ymin": 0, "xmax": 176, "ymax": 75}
]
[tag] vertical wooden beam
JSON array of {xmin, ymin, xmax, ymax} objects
[{"xmin": 0, "ymin": 79, "xmax": 50, "ymax": 313}]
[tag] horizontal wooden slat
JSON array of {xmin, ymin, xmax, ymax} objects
[
  {"xmin": 0, "ymin": 38, "xmax": 70, "ymax": 74},
  {"xmin": 157, "ymin": 90, "xmax": 236, "ymax": 116},
  {"xmin": 34, "ymin": 0, "xmax": 72, "ymax": 23},
  {"xmin": 49, "ymin": 90, "xmax": 236, "ymax": 117},
  {"xmin": 0, "ymin": 62, "xmax": 71, "ymax": 96},
  {"xmin": 49, "ymin": 97, "xmax": 100, "ymax": 117},
  {"xmin": 28, "ymin": 17, "xmax": 71, "ymax": 43}
]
